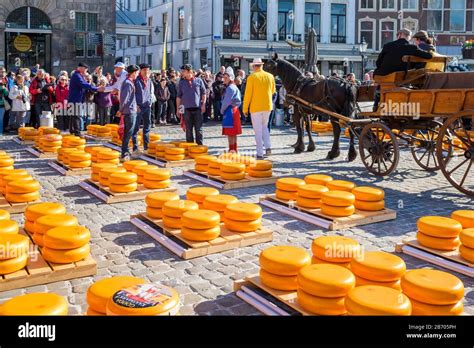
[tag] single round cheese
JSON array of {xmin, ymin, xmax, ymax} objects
[
  {"xmin": 195, "ymin": 155, "xmax": 217, "ymax": 165},
  {"xmin": 297, "ymin": 289, "xmax": 346, "ymax": 316},
  {"xmin": 181, "ymin": 225, "xmax": 221, "ymax": 241},
  {"xmin": 146, "ymin": 192, "xmax": 180, "ymax": 208},
  {"xmin": 0, "ymin": 293, "xmax": 68, "ymax": 316},
  {"xmin": 460, "ymin": 228, "xmax": 474, "ymax": 248},
  {"xmin": 144, "ymin": 179, "xmax": 171, "ymax": 189},
  {"xmin": 351, "ymin": 251, "xmax": 406, "ymax": 282},
  {"xmin": 165, "ymin": 154, "xmax": 185, "ymax": 161},
  {"xmin": 451, "ymin": 210, "xmax": 474, "ymax": 229},
  {"xmin": 42, "ymin": 244, "xmax": 90, "ymax": 264},
  {"xmin": 44, "ymin": 226, "xmax": 91, "ymax": 250},
  {"xmin": 459, "ymin": 245, "xmax": 474, "ymax": 263},
  {"xmin": 276, "ymin": 178, "xmax": 306, "ymax": 192},
  {"xmin": 220, "ymin": 163, "xmax": 245, "ymax": 174},
  {"xmin": 162, "ymin": 215, "xmax": 183, "ymax": 229},
  {"xmin": 417, "ymin": 216, "xmax": 462, "ymax": 238},
  {"xmin": 69, "ymin": 152, "xmax": 92, "ymax": 162},
  {"xmin": 24, "ymin": 220, "xmax": 35, "ymax": 234},
  {"xmin": 247, "ymin": 169, "xmax": 272, "ymax": 178},
  {"xmin": 6, "ymin": 180, "xmax": 40, "ymax": 194},
  {"xmin": 181, "ymin": 210, "xmax": 220, "ymax": 229},
  {"xmin": 69, "ymin": 160, "xmax": 92, "ymax": 168},
  {"xmin": 224, "ymin": 217, "xmax": 261, "ymax": 233},
  {"xmin": 224, "ymin": 203, "xmax": 262, "ymax": 221},
  {"xmin": 352, "ymin": 186, "xmax": 385, "ymax": 202},
  {"xmin": 296, "ymin": 197, "xmax": 322, "ymax": 209},
  {"xmin": 165, "ymin": 147, "xmax": 185, "ymax": 155},
  {"xmin": 33, "ymin": 232, "xmax": 44, "ymax": 247},
  {"xmin": 0, "ymin": 209, "xmax": 10, "ymax": 221},
  {"xmin": 401, "ymin": 269, "xmax": 464, "ymax": 305},
  {"xmin": 133, "ymin": 165, "xmax": 159, "ymax": 177},
  {"xmin": 220, "ymin": 172, "xmax": 245, "ymax": 181},
  {"xmin": 146, "ymin": 207, "xmax": 163, "ymax": 219},
  {"xmin": 345, "ymin": 285, "xmax": 412, "ymax": 315},
  {"xmin": 91, "ymin": 173, "xmax": 100, "ymax": 182},
  {"xmin": 260, "ymin": 246, "xmax": 311, "ymax": 276},
  {"xmin": 297, "ymin": 184, "xmax": 329, "ymax": 199},
  {"xmin": 312, "ymin": 236, "xmax": 361, "ymax": 263},
  {"xmin": 326, "ymin": 180, "xmax": 356, "ymax": 192},
  {"xmin": 109, "ymin": 183, "xmax": 138, "ymax": 193},
  {"xmin": 99, "ymin": 167, "xmax": 127, "ymax": 179},
  {"xmin": 0, "ymin": 158, "xmax": 14, "ymax": 167},
  {"xmin": 320, "ymin": 204, "xmax": 355, "ymax": 217},
  {"xmin": 304, "ymin": 174, "xmax": 333, "ymax": 185},
  {"xmin": 354, "ymin": 200, "xmax": 385, "ymax": 211},
  {"xmin": 6, "ymin": 191, "xmax": 40, "ymax": 203},
  {"xmin": 144, "ymin": 168, "xmax": 171, "ymax": 181},
  {"xmin": 188, "ymin": 145, "xmax": 208, "ymax": 154},
  {"xmin": 259, "ymin": 268, "xmax": 298, "ymax": 291},
  {"xmin": 248, "ymin": 160, "xmax": 272, "ymax": 171},
  {"xmin": 410, "ymin": 298, "xmax": 463, "ymax": 316},
  {"xmin": 91, "ymin": 163, "xmax": 116, "ymax": 174},
  {"xmin": 321, "ymin": 191, "xmax": 355, "ymax": 207},
  {"xmin": 297, "ymin": 264, "xmax": 355, "ymax": 298},
  {"xmin": 417, "ymin": 231, "xmax": 460, "ymax": 251},
  {"xmin": 25, "ymin": 203, "xmax": 66, "ymax": 222},
  {"xmin": 34, "ymin": 214, "xmax": 79, "ymax": 235},
  {"xmin": 203, "ymin": 194, "xmax": 239, "ymax": 212},
  {"xmin": 186, "ymin": 187, "xmax": 220, "ymax": 203},
  {"xmin": 0, "ymin": 253, "xmax": 28, "ymax": 274},
  {"xmin": 355, "ymin": 275, "xmax": 401, "ymax": 291},
  {"xmin": 122, "ymin": 160, "xmax": 147, "ymax": 172},
  {"xmin": 276, "ymin": 189, "xmax": 298, "ymax": 201},
  {"xmin": 109, "ymin": 172, "xmax": 138, "ymax": 185},
  {"xmin": 0, "ymin": 220, "xmax": 19, "ymax": 234},
  {"xmin": 162, "ymin": 200, "xmax": 199, "ymax": 218},
  {"xmin": 207, "ymin": 167, "xmax": 221, "ymax": 177}
]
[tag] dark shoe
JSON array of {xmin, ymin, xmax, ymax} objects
[
  {"xmin": 265, "ymin": 149, "xmax": 272, "ymax": 157},
  {"xmin": 256, "ymin": 156, "xmax": 265, "ymax": 160}
]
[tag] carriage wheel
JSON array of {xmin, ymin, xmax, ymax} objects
[
  {"xmin": 411, "ymin": 121, "xmax": 453, "ymax": 172},
  {"xmin": 359, "ymin": 122, "xmax": 399, "ymax": 176},
  {"xmin": 436, "ymin": 113, "xmax": 474, "ymax": 196}
]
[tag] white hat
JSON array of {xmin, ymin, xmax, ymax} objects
[
  {"xmin": 224, "ymin": 67, "xmax": 235, "ymax": 81},
  {"xmin": 251, "ymin": 58, "xmax": 264, "ymax": 66},
  {"xmin": 114, "ymin": 62, "xmax": 126, "ymax": 69}
]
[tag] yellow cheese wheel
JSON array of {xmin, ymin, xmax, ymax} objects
[
  {"xmin": 297, "ymin": 264, "xmax": 355, "ymax": 298},
  {"xmin": 259, "ymin": 268, "xmax": 298, "ymax": 291},
  {"xmin": 146, "ymin": 207, "xmax": 163, "ymax": 219},
  {"xmin": 224, "ymin": 203, "xmax": 262, "ymax": 221},
  {"xmin": 459, "ymin": 245, "xmax": 474, "ymax": 263},
  {"xmin": 133, "ymin": 165, "xmax": 159, "ymax": 177},
  {"xmin": 311, "ymin": 255, "xmax": 351, "ymax": 269},
  {"xmin": 304, "ymin": 174, "xmax": 333, "ymax": 185},
  {"xmin": 181, "ymin": 210, "xmax": 220, "ymax": 229},
  {"xmin": 34, "ymin": 214, "xmax": 78, "ymax": 235},
  {"xmin": 248, "ymin": 160, "xmax": 272, "ymax": 171},
  {"xmin": 0, "ymin": 253, "xmax": 28, "ymax": 274},
  {"xmin": 92, "ymin": 163, "xmax": 116, "ymax": 174},
  {"xmin": 162, "ymin": 215, "xmax": 183, "ymax": 229},
  {"xmin": 6, "ymin": 191, "xmax": 40, "ymax": 203},
  {"xmin": 346, "ymin": 285, "xmax": 412, "ymax": 315},
  {"xmin": 417, "ymin": 216, "xmax": 462, "ymax": 238},
  {"xmin": 42, "ymin": 244, "xmax": 90, "ymax": 264},
  {"xmin": 276, "ymin": 189, "xmax": 298, "ymax": 201},
  {"xmin": 165, "ymin": 154, "xmax": 185, "ymax": 161},
  {"xmin": 417, "ymin": 231, "xmax": 460, "ymax": 251},
  {"xmin": 122, "ymin": 160, "xmax": 147, "ymax": 172},
  {"xmin": 69, "ymin": 160, "xmax": 92, "ymax": 168},
  {"xmin": 2, "ymin": 173, "xmax": 32, "ymax": 187},
  {"xmin": 207, "ymin": 167, "xmax": 221, "ymax": 177},
  {"xmin": 297, "ymin": 184, "xmax": 329, "ymax": 199},
  {"xmin": 143, "ymin": 179, "xmax": 171, "ymax": 189},
  {"xmin": 451, "ymin": 210, "xmax": 474, "ymax": 229},
  {"xmin": 297, "ymin": 289, "xmax": 346, "ymax": 315},
  {"xmin": 68, "ymin": 138, "xmax": 86, "ymax": 146},
  {"xmin": 0, "ymin": 233, "xmax": 29, "ymax": 260},
  {"xmin": 146, "ymin": 192, "xmax": 180, "ymax": 208},
  {"xmin": 220, "ymin": 163, "xmax": 245, "ymax": 174},
  {"xmin": 33, "ymin": 232, "xmax": 44, "ymax": 247},
  {"xmin": 0, "ymin": 293, "xmax": 68, "ymax": 315},
  {"xmin": 109, "ymin": 172, "xmax": 137, "ymax": 185},
  {"xmin": 410, "ymin": 298, "xmax": 464, "ymax": 316},
  {"xmin": 312, "ymin": 236, "xmax": 361, "ymax": 263},
  {"xmin": 42, "ymin": 141, "xmax": 62, "ymax": 147},
  {"xmin": 178, "ymin": 142, "xmax": 197, "ymax": 149},
  {"xmin": 203, "ymin": 195, "xmax": 239, "ymax": 212},
  {"xmin": 220, "ymin": 172, "xmax": 245, "ymax": 181},
  {"xmin": 276, "ymin": 178, "xmax": 306, "ymax": 192},
  {"xmin": 247, "ymin": 169, "xmax": 272, "ymax": 178},
  {"xmin": 91, "ymin": 173, "xmax": 100, "ymax": 182},
  {"xmin": 144, "ymin": 168, "xmax": 171, "ymax": 181},
  {"xmin": 260, "ymin": 246, "xmax": 311, "ymax": 276},
  {"xmin": 109, "ymin": 182, "xmax": 138, "ymax": 193},
  {"xmin": 351, "ymin": 251, "xmax": 406, "ymax": 282},
  {"xmin": 181, "ymin": 225, "xmax": 221, "ymax": 241},
  {"xmin": 162, "ymin": 200, "xmax": 199, "ymax": 218},
  {"xmin": 460, "ymin": 228, "xmax": 474, "ymax": 248},
  {"xmin": 0, "ymin": 220, "xmax": 19, "ymax": 234},
  {"xmin": 352, "ymin": 186, "xmax": 385, "ymax": 202},
  {"xmin": 99, "ymin": 166, "xmax": 127, "ymax": 178},
  {"xmin": 87, "ymin": 276, "xmax": 146, "ymax": 314},
  {"xmin": 401, "ymin": 269, "xmax": 464, "ymax": 305},
  {"xmin": 208, "ymin": 159, "xmax": 222, "ymax": 169},
  {"xmin": 105, "ymin": 284, "xmax": 180, "ymax": 316},
  {"xmin": 224, "ymin": 217, "xmax": 261, "ymax": 232},
  {"xmin": 186, "ymin": 187, "xmax": 220, "ymax": 203},
  {"xmin": 69, "ymin": 152, "xmax": 92, "ymax": 162},
  {"xmin": 296, "ymin": 197, "xmax": 322, "ymax": 209},
  {"xmin": 188, "ymin": 145, "xmax": 208, "ymax": 154},
  {"xmin": 321, "ymin": 191, "xmax": 355, "ymax": 207},
  {"xmin": 0, "ymin": 158, "xmax": 14, "ymax": 167},
  {"xmin": 321, "ymin": 204, "xmax": 355, "ymax": 217},
  {"xmin": 6, "ymin": 179, "xmax": 40, "ymax": 194},
  {"xmin": 355, "ymin": 275, "xmax": 401, "ymax": 291},
  {"xmin": 165, "ymin": 147, "xmax": 186, "ymax": 155},
  {"xmin": 195, "ymin": 155, "xmax": 217, "ymax": 165},
  {"xmin": 0, "ymin": 210, "xmax": 10, "ymax": 221},
  {"xmin": 354, "ymin": 200, "xmax": 385, "ymax": 211},
  {"xmin": 97, "ymin": 158, "xmax": 120, "ymax": 165},
  {"xmin": 25, "ymin": 202, "xmax": 66, "ymax": 222},
  {"xmin": 43, "ymin": 226, "xmax": 91, "ymax": 250},
  {"xmin": 86, "ymin": 146, "xmax": 110, "ymax": 155},
  {"xmin": 194, "ymin": 164, "xmax": 208, "ymax": 172},
  {"xmin": 326, "ymin": 180, "xmax": 356, "ymax": 192}
]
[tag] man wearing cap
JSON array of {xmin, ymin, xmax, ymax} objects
[
  {"xmin": 105, "ymin": 62, "xmax": 127, "ymax": 122},
  {"xmin": 177, "ymin": 64, "xmax": 207, "ymax": 145},
  {"xmin": 68, "ymin": 62, "xmax": 103, "ymax": 136},
  {"xmin": 243, "ymin": 58, "xmax": 276, "ymax": 159},
  {"xmin": 133, "ymin": 63, "xmax": 155, "ymax": 157}
]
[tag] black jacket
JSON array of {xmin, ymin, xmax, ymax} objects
[{"xmin": 374, "ymin": 38, "xmax": 433, "ymax": 76}]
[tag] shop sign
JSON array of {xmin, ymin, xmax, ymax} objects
[{"xmin": 14, "ymin": 35, "xmax": 32, "ymax": 52}]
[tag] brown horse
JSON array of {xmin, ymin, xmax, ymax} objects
[{"xmin": 264, "ymin": 54, "xmax": 358, "ymax": 161}]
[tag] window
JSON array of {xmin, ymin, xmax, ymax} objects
[
  {"xmin": 426, "ymin": 0, "xmax": 443, "ymax": 31},
  {"xmin": 6, "ymin": 6, "xmax": 52, "ymax": 30},
  {"xmin": 359, "ymin": 0, "xmax": 375, "ymax": 10},
  {"xmin": 305, "ymin": 2, "xmax": 321, "ymax": 41},
  {"xmin": 178, "ymin": 7, "xmax": 185, "ymax": 40},
  {"xmin": 450, "ymin": 0, "xmax": 466, "ymax": 32},
  {"xmin": 251, "ymin": 0, "xmax": 267, "ymax": 40},
  {"xmin": 331, "ymin": 4, "xmax": 346, "ymax": 43},
  {"xmin": 135, "ymin": 55, "xmax": 141, "ymax": 65},
  {"xmin": 381, "ymin": 20, "xmax": 396, "ymax": 48},
  {"xmin": 200, "ymin": 49, "xmax": 208, "ymax": 68},
  {"xmin": 148, "ymin": 17, "xmax": 153, "ymax": 44},
  {"xmin": 75, "ymin": 34, "xmax": 85, "ymax": 57},
  {"xmin": 278, "ymin": 0, "xmax": 295, "ymax": 41},
  {"xmin": 223, "ymin": 0, "xmax": 240, "ymax": 39},
  {"xmin": 163, "ymin": 13, "xmax": 168, "ymax": 42},
  {"xmin": 402, "ymin": 0, "xmax": 418, "ymax": 10},
  {"xmin": 147, "ymin": 54, "xmax": 153, "ymax": 67},
  {"xmin": 360, "ymin": 20, "xmax": 374, "ymax": 50},
  {"xmin": 381, "ymin": 0, "xmax": 396, "ymax": 10},
  {"xmin": 182, "ymin": 50, "xmax": 189, "ymax": 65},
  {"xmin": 75, "ymin": 12, "xmax": 100, "ymax": 58}
]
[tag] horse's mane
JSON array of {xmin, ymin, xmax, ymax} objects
[{"xmin": 275, "ymin": 58, "xmax": 303, "ymax": 91}]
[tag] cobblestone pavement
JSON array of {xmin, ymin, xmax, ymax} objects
[{"xmin": 0, "ymin": 123, "xmax": 472, "ymax": 315}]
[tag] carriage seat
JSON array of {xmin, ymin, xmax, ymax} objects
[{"xmin": 422, "ymin": 71, "xmax": 474, "ymax": 89}]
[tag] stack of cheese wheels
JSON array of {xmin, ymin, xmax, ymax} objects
[
  {"xmin": 345, "ymin": 285, "xmax": 412, "ymax": 315},
  {"xmin": 132, "ymin": 164, "xmax": 158, "ymax": 184},
  {"xmin": 224, "ymin": 202, "xmax": 262, "ymax": 233},
  {"xmin": 68, "ymin": 151, "xmax": 92, "ymax": 169},
  {"xmin": 186, "ymin": 187, "xmax": 220, "ymax": 208},
  {"xmin": 143, "ymin": 168, "xmax": 171, "ymax": 189},
  {"xmin": 24, "ymin": 202, "xmax": 67, "ymax": 235},
  {"xmin": 0, "ymin": 169, "xmax": 30, "ymax": 195},
  {"xmin": 0, "ymin": 234, "xmax": 29, "ymax": 274},
  {"xmin": 304, "ymin": 174, "xmax": 333, "ymax": 186},
  {"xmin": 108, "ymin": 172, "xmax": 138, "ymax": 193},
  {"xmin": 162, "ymin": 200, "xmax": 199, "ymax": 229},
  {"xmin": 123, "ymin": 160, "xmax": 147, "ymax": 173},
  {"xmin": 39, "ymin": 134, "xmax": 62, "ymax": 153},
  {"xmin": 38, "ymin": 127, "xmax": 60, "ymax": 136},
  {"xmin": 203, "ymin": 194, "xmax": 239, "ymax": 222},
  {"xmin": 0, "ymin": 209, "xmax": 10, "ymax": 221},
  {"xmin": 452, "ymin": 210, "xmax": 474, "ymax": 263},
  {"xmin": 276, "ymin": 178, "xmax": 306, "ymax": 201},
  {"xmin": 87, "ymin": 125, "xmax": 99, "ymax": 136},
  {"xmin": 0, "ymin": 154, "xmax": 14, "ymax": 171},
  {"xmin": 58, "ymin": 147, "xmax": 78, "ymax": 164},
  {"xmin": 165, "ymin": 146, "xmax": 186, "ymax": 162},
  {"xmin": 326, "ymin": 180, "xmax": 356, "ymax": 192},
  {"xmin": 145, "ymin": 192, "xmax": 179, "ymax": 220},
  {"xmin": 85, "ymin": 146, "xmax": 110, "ymax": 163},
  {"xmin": 248, "ymin": 160, "xmax": 273, "ymax": 178},
  {"xmin": 90, "ymin": 163, "xmax": 116, "ymax": 182},
  {"xmin": 178, "ymin": 142, "xmax": 197, "ymax": 156},
  {"xmin": 111, "ymin": 129, "xmax": 120, "ymax": 145},
  {"xmin": 296, "ymin": 184, "xmax": 328, "ymax": 209},
  {"xmin": 96, "ymin": 126, "xmax": 112, "ymax": 138},
  {"xmin": 106, "ymin": 283, "xmax": 180, "ymax": 316},
  {"xmin": 416, "ymin": 216, "xmax": 462, "ymax": 251},
  {"xmin": 352, "ymin": 186, "xmax": 385, "ymax": 211},
  {"xmin": 156, "ymin": 143, "xmax": 175, "ymax": 158},
  {"xmin": 207, "ymin": 158, "xmax": 223, "ymax": 177},
  {"xmin": 311, "ymin": 236, "xmax": 361, "ymax": 269},
  {"xmin": 0, "ymin": 293, "xmax": 68, "ymax": 315},
  {"xmin": 18, "ymin": 127, "xmax": 34, "ymax": 139},
  {"xmin": 98, "ymin": 167, "xmax": 126, "ymax": 187},
  {"xmin": 5, "ymin": 177, "xmax": 41, "ymax": 203},
  {"xmin": 22, "ymin": 128, "xmax": 40, "ymax": 141},
  {"xmin": 43, "ymin": 225, "xmax": 91, "ymax": 264},
  {"xmin": 147, "ymin": 141, "xmax": 159, "ymax": 157},
  {"xmin": 220, "ymin": 162, "xmax": 246, "ymax": 181},
  {"xmin": 321, "ymin": 191, "xmax": 356, "ymax": 217},
  {"xmin": 33, "ymin": 214, "xmax": 78, "ymax": 248},
  {"xmin": 0, "ymin": 218, "xmax": 18, "ymax": 234},
  {"xmin": 401, "ymin": 269, "xmax": 464, "ymax": 316},
  {"xmin": 194, "ymin": 155, "xmax": 217, "ymax": 173},
  {"xmin": 105, "ymin": 124, "xmax": 120, "ymax": 134},
  {"xmin": 187, "ymin": 145, "xmax": 208, "ymax": 159},
  {"xmin": 97, "ymin": 149, "xmax": 120, "ymax": 165},
  {"xmin": 86, "ymin": 276, "xmax": 146, "ymax": 315},
  {"xmin": 149, "ymin": 133, "xmax": 161, "ymax": 142},
  {"xmin": 259, "ymin": 246, "xmax": 311, "ymax": 291},
  {"xmin": 297, "ymin": 264, "xmax": 355, "ymax": 315},
  {"xmin": 350, "ymin": 251, "xmax": 406, "ymax": 290},
  {"xmin": 62, "ymin": 136, "xmax": 86, "ymax": 151},
  {"xmin": 181, "ymin": 210, "xmax": 221, "ymax": 241}
]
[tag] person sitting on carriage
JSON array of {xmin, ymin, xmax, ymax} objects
[{"xmin": 413, "ymin": 31, "xmax": 445, "ymax": 72}]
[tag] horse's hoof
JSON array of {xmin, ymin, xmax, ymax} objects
[
  {"xmin": 326, "ymin": 150, "xmax": 340, "ymax": 160},
  {"xmin": 348, "ymin": 150, "xmax": 357, "ymax": 162},
  {"xmin": 307, "ymin": 145, "xmax": 316, "ymax": 152},
  {"xmin": 294, "ymin": 147, "xmax": 304, "ymax": 154}
]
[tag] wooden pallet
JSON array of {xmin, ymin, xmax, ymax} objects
[
  {"xmin": 396, "ymin": 239, "xmax": 474, "ymax": 278},
  {"xmin": 79, "ymin": 179, "xmax": 177, "ymax": 204},
  {"xmin": 184, "ymin": 169, "xmax": 278, "ymax": 190},
  {"xmin": 130, "ymin": 213, "xmax": 273, "ymax": 259},
  {"xmin": 234, "ymin": 276, "xmax": 308, "ymax": 316},
  {"xmin": 13, "ymin": 137, "xmax": 35, "ymax": 146},
  {"xmin": 48, "ymin": 160, "xmax": 91, "ymax": 176},
  {"xmin": 25, "ymin": 146, "xmax": 57, "ymax": 159},
  {"xmin": 0, "ymin": 229, "xmax": 97, "ymax": 292},
  {"xmin": 260, "ymin": 194, "xmax": 397, "ymax": 230},
  {"xmin": 0, "ymin": 194, "xmax": 41, "ymax": 214},
  {"xmin": 139, "ymin": 153, "xmax": 195, "ymax": 168}
]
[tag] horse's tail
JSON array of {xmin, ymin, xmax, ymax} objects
[{"xmin": 342, "ymin": 83, "xmax": 358, "ymax": 119}]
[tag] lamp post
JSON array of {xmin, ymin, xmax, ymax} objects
[{"xmin": 359, "ymin": 37, "xmax": 368, "ymax": 81}]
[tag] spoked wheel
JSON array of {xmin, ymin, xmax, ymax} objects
[
  {"xmin": 411, "ymin": 121, "xmax": 453, "ymax": 171},
  {"xmin": 359, "ymin": 122, "xmax": 399, "ymax": 176},
  {"xmin": 436, "ymin": 113, "xmax": 474, "ymax": 196}
]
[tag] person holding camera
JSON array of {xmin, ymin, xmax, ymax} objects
[
  {"xmin": 8, "ymin": 75, "xmax": 30, "ymax": 129},
  {"xmin": 29, "ymin": 69, "xmax": 54, "ymax": 128}
]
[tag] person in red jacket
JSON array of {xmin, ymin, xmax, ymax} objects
[
  {"xmin": 54, "ymin": 76, "xmax": 69, "ymax": 131},
  {"xmin": 29, "ymin": 69, "xmax": 54, "ymax": 128}
]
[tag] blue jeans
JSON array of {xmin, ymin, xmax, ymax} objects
[
  {"xmin": 135, "ymin": 106, "xmax": 152, "ymax": 150},
  {"xmin": 0, "ymin": 107, "xmax": 4, "ymax": 133},
  {"xmin": 121, "ymin": 113, "xmax": 137, "ymax": 158}
]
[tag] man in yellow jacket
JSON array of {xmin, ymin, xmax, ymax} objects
[{"xmin": 243, "ymin": 58, "xmax": 276, "ymax": 159}]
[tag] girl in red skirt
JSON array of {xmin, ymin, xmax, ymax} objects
[{"xmin": 221, "ymin": 67, "xmax": 242, "ymax": 152}]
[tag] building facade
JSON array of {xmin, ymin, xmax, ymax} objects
[{"xmin": 0, "ymin": 0, "xmax": 116, "ymax": 75}]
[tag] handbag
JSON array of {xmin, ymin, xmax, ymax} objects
[{"xmin": 222, "ymin": 106, "xmax": 235, "ymax": 129}]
